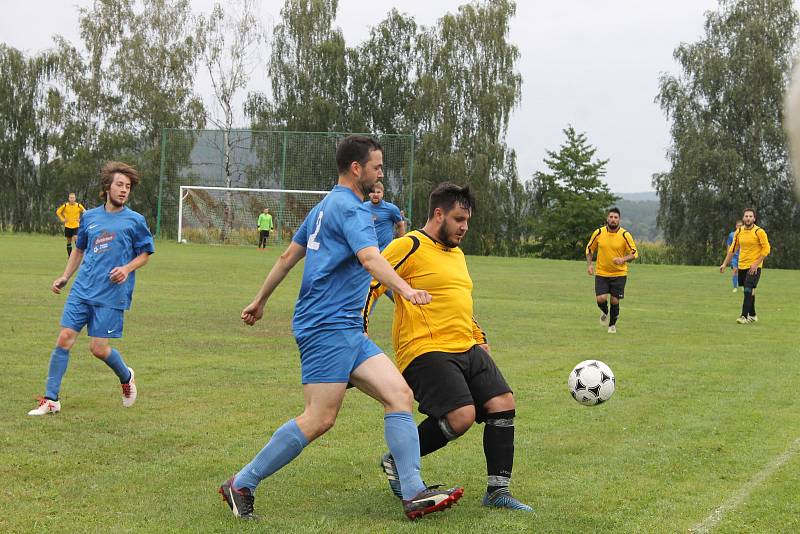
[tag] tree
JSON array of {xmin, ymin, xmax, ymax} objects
[
  {"xmin": 410, "ymin": 0, "xmax": 522, "ymax": 254},
  {"xmin": 529, "ymin": 126, "xmax": 618, "ymax": 259},
  {"xmin": 656, "ymin": 0, "xmax": 800, "ymax": 266},
  {"xmin": 199, "ymin": 0, "xmax": 265, "ymax": 242}
]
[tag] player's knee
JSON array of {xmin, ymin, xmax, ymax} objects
[
  {"xmin": 485, "ymin": 392, "xmax": 515, "ymax": 413},
  {"xmin": 89, "ymin": 342, "xmax": 109, "ymax": 359},
  {"xmin": 445, "ymin": 406, "xmax": 475, "ymax": 436},
  {"xmin": 744, "ymin": 287, "xmax": 752, "ymax": 295},
  {"xmin": 596, "ymin": 295, "xmax": 607, "ymax": 305},
  {"xmin": 384, "ymin": 382, "xmax": 414, "ymax": 411},
  {"xmin": 56, "ymin": 330, "xmax": 77, "ymax": 349}
]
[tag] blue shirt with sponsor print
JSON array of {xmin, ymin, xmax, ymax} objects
[
  {"xmin": 292, "ymin": 185, "xmax": 378, "ymax": 335},
  {"xmin": 71, "ymin": 205, "xmax": 155, "ymax": 310},
  {"xmin": 363, "ymin": 199, "xmax": 402, "ymax": 250}
]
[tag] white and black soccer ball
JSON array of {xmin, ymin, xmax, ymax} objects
[{"xmin": 568, "ymin": 360, "xmax": 615, "ymax": 406}]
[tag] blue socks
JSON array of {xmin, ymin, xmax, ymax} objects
[
  {"xmin": 103, "ymin": 349, "xmax": 132, "ymax": 383},
  {"xmin": 732, "ymin": 273, "xmax": 738, "ymax": 288},
  {"xmin": 45, "ymin": 347, "xmax": 70, "ymax": 400},
  {"xmin": 385, "ymin": 411, "xmax": 426, "ymax": 499},
  {"xmin": 234, "ymin": 419, "xmax": 309, "ymax": 493}
]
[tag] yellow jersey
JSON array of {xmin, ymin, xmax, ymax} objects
[
  {"xmin": 364, "ymin": 230, "xmax": 486, "ymax": 373},
  {"xmin": 585, "ymin": 226, "xmax": 638, "ymax": 277},
  {"xmin": 56, "ymin": 202, "xmax": 86, "ymax": 229},
  {"xmin": 728, "ymin": 225, "xmax": 770, "ymax": 269}
]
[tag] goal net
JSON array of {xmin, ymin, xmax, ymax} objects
[{"xmin": 178, "ymin": 186, "xmax": 327, "ymax": 246}]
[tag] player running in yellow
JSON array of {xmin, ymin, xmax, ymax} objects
[
  {"xmin": 719, "ymin": 208, "xmax": 770, "ymax": 324},
  {"xmin": 585, "ymin": 207, "xmax": 638, "ymax": 334},
  {"xmin": 56, "ymin": 193, "xmax": 86, "ymax": 257},
  {"xmin": 367, "ymin": 182, "xmax": 532, "ymax": 512}
]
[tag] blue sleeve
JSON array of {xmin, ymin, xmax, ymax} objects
[
  {"xmin": 133, "ymin": 216, "xmax": 155, "ymax": 255},
  {"xmin": 75, "ymin": 213, "xmax": 88, "ymax": 251},
  {"xmin": 389, "ymin": 203, "xmax": 402, "ymax": 223},
  {"xmin": 726, "ymin": 233, "xmax": 733, "ymax": 247},
  {"xmin": 343, "ymin": 205, "xmax": 378, "ymax": 254}
]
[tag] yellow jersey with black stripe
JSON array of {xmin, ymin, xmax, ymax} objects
[
  {"xmin": 364, "ymin": 230, "xmax": 487, "ymax": 373},
  {"xmin": 585, "ymin": 226, "xmax": 638, "ymax": 277},
  {"xmin": 728, "ymin": 224, "xmax": 770, "ymax": 269},
  {"xmin": 56, "ymin": 202, "xmax": 86, "ymax": 229}
]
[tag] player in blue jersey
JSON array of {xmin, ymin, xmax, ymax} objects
[
  {"xmin": 218, "ymin": 135, "xmax": 463, "ymax": 521},
  {"xmin": 725, "ymin": 220, "xmax": 743, "ymax": 292},
  {"xmin": 28, "ymin": 161, "xmax": 155, "ymax": 416},
  {"xmin": 365, "ymin": 182, "xmax": 405, "ymax": 250}
]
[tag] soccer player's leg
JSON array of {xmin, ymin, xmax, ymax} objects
[
  {"xmin": 86, "ymin": 305, "xmax": 136, "ymax": 406},
  {"xmin": 29, "ymin": 297, "xmax": 87, "ymax": 415},
  {"xmin": 607, "ymin": 277, "xmax": 626, "ymax": 333},
  {"xmin": 350, "ymin": 348, "xmax": 463, "ymax": 519},
  {"xmin": 64, "ymin": 227, "xmax": 75, "ymax": 257},
  {"xmin": 221, "ymin": 330, "xmax": 349, "ymax": 520},
  {"xmin": 737, "ymin": 269, "xmax": 751, "ymax": 323},
  {"xmin": 594, "ymin": 277, "xmax": 610, "ymax": 326},
  {"xmin": 744, "ymin": 268, "xmax": 760, "ymax": 322},
  {"xmin": 468, "ymin": 346, "xmax": 533, "ymax": 512}
]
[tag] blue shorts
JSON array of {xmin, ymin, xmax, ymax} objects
[
  {"xmin": 731, "ymin": 257, "xmax": 739, "ymax": 269},
  {"xmin": 61, "ymin": 296, "xmax": 124, "ymax": 338},
  {"xmin": 295, "ymin": 328, "xmax": 382, "ymax": 384}
]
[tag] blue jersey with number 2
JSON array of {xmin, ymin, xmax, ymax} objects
[{"xmin": 292, "ymin": 185, "xmax": 378, "ymax": 335}]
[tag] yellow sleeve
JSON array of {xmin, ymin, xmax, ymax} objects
[
  {"xmin": 623, "ymin": 231, "xmax": 639, "ymax": 260},
  {"xmin": 79, "ymin": 203, "xmax": 86, "ymax": 213},
  {"xmin": 728, "ymin": 228, "xmax": 740, "ymax": 255},
  {"xmin": 585, "ymin": 228, "xmax": 601, "ymax": 255},
  {"xmin": 363, "ymin": 236, "xmax": 416, "ymax": 328},
  {"xmin": 472, "ymin": 317, "xmax": 487, "ymax": 345},
  {"xmin": 758, "ymin": 229, "xmax": 771, "ymax": 258},
  {"xmin": 56, "ymin": 204, "xmax": 66, "ymax": 220}
]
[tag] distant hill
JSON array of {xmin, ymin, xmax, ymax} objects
[{"xmin": 612, "ymin": 192, "xmax": 661, "ymax": 242}]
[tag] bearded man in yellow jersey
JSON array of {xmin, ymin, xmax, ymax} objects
[
  {"xmin": 56, "ymin": 193, "xmax": 86, "ymax": 257},
  {"xmin": 719, "ymin": 208, "xmax": 770, "ymax": 324},
  {"xmin": 585, "ymin": 207, "xmax": 638, "ymax": 334},
  {"xmin": 367, "ymin": 183, "xmax": 532, "ymax": 512}
]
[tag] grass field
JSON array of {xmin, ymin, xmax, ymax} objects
[{"xmin": 2, "ymin": 233, "xmax": 799, "ymax": 533}]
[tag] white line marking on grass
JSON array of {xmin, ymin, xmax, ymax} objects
[{"xmin": 690, "ymin": 436, "xmax": 800, "ymax": 533}]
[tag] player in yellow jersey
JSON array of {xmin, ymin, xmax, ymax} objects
[
  {"xmin": 585, "ymin": 207, "xmax": 638, "ymax": 334},
  {"xmin": 56, "ymin": 193, "xmax": 86, "ymax": 257},
  {"xmin": 367, "ymin": 183, "xmax": 532, "ymax": 512},
  {"xmin": 719, "ymin": 208, "xmax": 770, "ymax": 324}
]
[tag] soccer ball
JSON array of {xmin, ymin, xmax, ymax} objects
[{"xmin": 568, "ymin": 360, "xmax": 615, "ymax": 406}]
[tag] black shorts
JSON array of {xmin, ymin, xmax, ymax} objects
[
  {"xmin": 402, "ymin": 345, "xmax": 512, "ymax": 423},
  {"xmin": 595, "ymin": 275, "xmax": 627, "ymax": 299},
  {"xmin": 738, "ymin": 268, "xmax": 761, "ymax": 289},
  {"xmin": 64, "ymin": 227, "xmax": 78, "ymax": 238},
  {"xmin": 259, "ymin": 230, "xmax": 270, "ymax": 239}
]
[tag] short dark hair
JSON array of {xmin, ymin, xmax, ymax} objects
[
  {"xmin": 608, "ymin": 207, "xmax": 621, "ymax": 216},
  {"xmin": 427, "ymin": 182, "xmax": 475, "ymax": 219},
  {"xmin": 335, "ymin": 135, "xmax": 383, "ymax": 173},
  {"xmin": 743, "ymin": 207, "xmax": 756, "ymax": 218}
]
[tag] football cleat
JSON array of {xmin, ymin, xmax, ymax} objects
[
  {"xmin": 28, "ymin": 397, "xmax": 61, "ymax": 416},
  {"xmin": 747, "ymin": 315, "xmax": 758, "ymax": 323},
  {"xmin": 599, "ymin": 313, "xmax": 609, "ymax": 326},
  {"xmin": 607, "ymin": 325, "xmax": 616, "ymax": 334},
  {"xmin": 121, "ymin": 367, "xmax": 137, "ymax": 407},
  {"xmin": 380, "ymin": 452, "xmax": 403, "ymax": 499},
  {"xmin": 736, "ymin": 316, "xmax": 750, "ymax": 324},
  {"xmin": 403, "ymin": 485, "xmax": 463, "ymax": 520},
  {"xmin": 482, "ymin": 489, "xmax": 534, "ymax": 512},
  {"xmin": 732, "ymin": 287, "xmax": 738, "ymax": 292},
  {"xmin": 219, "ymin": 477, "xmax": 260, "ymax": 520}
]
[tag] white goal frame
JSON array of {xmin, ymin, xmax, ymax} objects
[{"xmin": 177, "ymin": 185, "xmax": 329, "ymax": 243}]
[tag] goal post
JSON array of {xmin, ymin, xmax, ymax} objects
[{"xmin": 178, "ymin": 185, "xmax": 327, "ymax": 246}]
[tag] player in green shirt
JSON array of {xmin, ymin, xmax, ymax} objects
[{"xmin": 257, "ymin": 208, "xmax": 274, "ymax": 249}]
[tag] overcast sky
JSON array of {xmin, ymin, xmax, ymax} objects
[{"xmin": 1, "ymin": 0, "xmax": 723, "ymax": 192}]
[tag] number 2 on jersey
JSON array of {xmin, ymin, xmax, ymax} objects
[{"xmin": 307, "ymin": 211, "xmax": 324, "ymax": 250}]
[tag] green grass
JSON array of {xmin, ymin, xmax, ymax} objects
[{"xmin": 2, "ymin": 233, "xmax": 799, "ymax": 533}]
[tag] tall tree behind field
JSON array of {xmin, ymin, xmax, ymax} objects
[
  {"xmin": 412, "ymin": 0, "xmax": 522, "ymax": 254},
  {"xmin": 45, "ymin": 0, "xmax": 206, "ymax": 225},
  {"xmin": 0, "ymin": 46, "xmax": 59, "ymax": 231},
  {"xmin": 246, "ymin": 0, "xmax": 348, "ymax": 132},
  {"xmin": 656, "ymin": 0, "xmax": 800, "ymax": 267}
]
